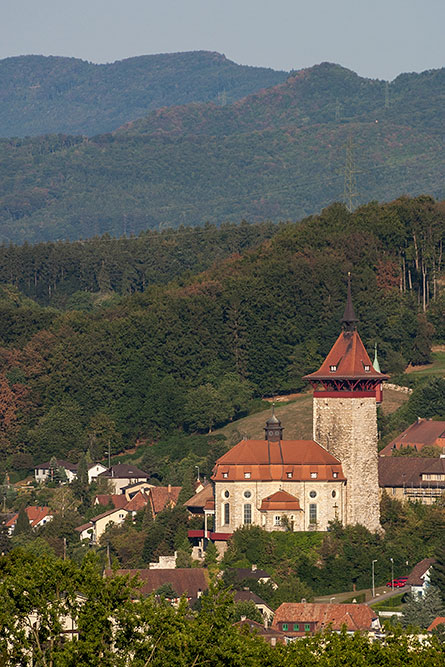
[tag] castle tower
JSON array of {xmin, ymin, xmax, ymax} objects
[{"xmin": 304, "ymin": 276, "xmax": 388, "ymax": 531}]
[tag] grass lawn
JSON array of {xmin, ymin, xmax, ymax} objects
[{"xmin": 406, "ymin": 350, "xmax": 445, "ymax": 378}]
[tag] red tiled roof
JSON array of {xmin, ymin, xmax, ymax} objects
[
  {"xmin": 260, "ymin": 490, "xmax": 302, "ymax": 511},
  {"xmin": 304, "ymin": 330, "xmax": 388, "ymax": 381},
  {"xmin": 234, "ymin": 618, "xmax": 285, "ymax": 642},
  {"xmin": 380, "ymin": 419, "xmax": 445, "ymax": 456},
  {"xmin": 104, "ymin": 568, "xmax": 209, "ymax": 598},
  {"xmin": 125, "ymin": 491, "xmax": 149, "ymax": 512},
  {"xmin": 212, "ymin": 439, "xmax": 345, "ymax": 482},
  {"xmin": 406, "ymin": 558, "xmax": 436, "ymax": 587},
  {"xmin": 95, "ymin": 494, "xmax": 128, "ymax": 509},
  {"xmin": 428, "ymin": 617, "xmax": 445, "ymax": 631},
  {"xmin": 272, "ymin": 602, "xmax": 377, "ymax": 632},
  {"xmin": 5, "ymin": 506, "xmax": 52, "ymax": 529},
  {"xmin": 150, "ymin": 486, "xmax": 181, "ymax": 515}
]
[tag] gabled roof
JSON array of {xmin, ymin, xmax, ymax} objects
[
  {"xmin": 104, "ymin": 568, "xmax": 209, "ymax": 598},
  {"xmin": 260, "ymin": 490, "xmax": 302, "ymax": 511},
  {"xmin": 428, "ymin": 617, "xmax": 445, "ymax": 631},
  {"xmin": 233, "ymin": 590, "xmax": 272, "ymax": 610},
  {"xmin": 212, "ymin": 439, "xmax": 345, "ymax": 482},
  {"xmin": 406, "ymin": 558, "xmax": 436, "ymax": 586},
  {"xmin": 90, "ymin": 507, "xmax": 129, "ymax": 524},
  {"xmin": 98, "ymin": 464, "xmax": 149, "ymax": 479},
  {"xmin": 378, "ymin": 458, "xmax": 445, "ymax": 488},
  {"xmin": 125, "ymin": 491, "xmax": 150, "ymax": 512},
  {"xmin": 75, "ymin": 521, "xmax": 93, "ymax": 533},
  {"xmin": 150, "ymin": 486, "xmax": 181, "ymax": 514},
  {"xmin": 380, "ymin": 419, "xmax": 445, "ymax": 456},
  {"xmin": 234, "ymin": 618, "xmax": 285, "ymax": 640},
  {"xmin": 304, "ymin": 330, "xmax": 388, "ymax": 381},
  {"xmin": 229, "ymin": 567, "xmax": 272, "ymax": 582},
  {"xmin": 273, "ymin": 602, "xmax": 377, "ymax": 632},
  {"xmin": 5, "ymin": 506, "xmax": 52, "ymax": 529}
]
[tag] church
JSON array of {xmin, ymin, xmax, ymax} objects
[{"xmin": 188, "ymin": 278, "xmax": 388, "ymax": 549}]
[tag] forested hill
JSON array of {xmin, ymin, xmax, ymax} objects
[
  {"xmin": 2, "ymin": 63, "xmax": 445, "ymax": 243},
  {"xmin": 0, "ymin": 196, "xmax": 444, "ymax": 469},
  {"xmin": 0, "ymin": 52, "xmax": 288, "ymax": 137}
]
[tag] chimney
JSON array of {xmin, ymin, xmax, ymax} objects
[
  {"xmin": 251, "ymin": 564, "xmax": 257, "ymax": 572},
  {"xmin": 168, "ymin": 483, "xmax": 171, "ymax": 493},
  {"xmin": 240, "ymin": 615, "xmax": 247, "ymax": 622}
]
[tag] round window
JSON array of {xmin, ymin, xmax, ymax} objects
[
  {"xmin": 332, "ymin": 490, "xmax": 336, "ymax": 498},
  {"xmin": 244, "ymin": 490, "xmax": 252, "ymax": 499},
  {"xmin": 309, "ymin": 491, "xmax": 317, "ymax": 499},
  {"xmin": 224, "ymin": 490, "xmax": 230, "ymax": 498}
]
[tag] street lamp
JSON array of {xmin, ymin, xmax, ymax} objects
[
  {"xmin": 390, "ymin": 557, "xmax": 394, "ymax": 593},
  {"xmin": 372, "ymin": 559, "xmax": 377, "ymax": 598},
  {"xmin": 195, "ymin": 465, "xmax": 200, "ymax": 481}
]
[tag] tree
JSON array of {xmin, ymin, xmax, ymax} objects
[
  {"xmin": 49, "ymin": 486, "xmax": 80, "ymax": 518},
  {"xmin": 430, "ymin": 544, "xmax": 445, "ymax": 607},
  {"xmin": 402, "ymin": 586, "xmax": 445, "ymax": 629},
  {"xmin": 14, "ymin": 507, "xmax": 31, "ymax": 536}
]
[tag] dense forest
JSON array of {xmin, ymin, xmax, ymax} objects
[
  {"xmin": 0, "ymin": 51, "xmax": 288, "ymax": 137},
  {"xmin": 0, "ymin": 196, "xmax": 443, "ymax": 471},
  {"xmin": 2, "ymin": 63, "xmax": 445, "ymax": 242}
]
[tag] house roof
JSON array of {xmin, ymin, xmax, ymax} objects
[
  {"xmin": 90, "ymin": 507, "xmax": 129, "ymax": 524},
  {"xmin": 183, "ymin": 483, "xmax": 214, "ymax": 510},
  {"xmin": 125, "ymin": 491, "xmax": 150, "ymax": 512},
  {"xmin": 304, "ymin": 330, "xmax": 388, "ymax": 382},
  {"xmin": 380, "ymin": 419, "xmax": 445, "ymax": 456},
  {"xmin": 212, "ymin": 439, "xmax": 345, "ymax": 482},
  {"xmin": 273, "ymin": 602, "xmax": 377, "ymax": 632},
  {"xmin": 406, "ymin": 558, "xmax": 436, "ymax": 587},
  {"xmin": 98, "ymin": 464, "xmax": 149, "ymax": 479},
  {"xmin": 150, "ymin": 486, "xmax": 181, "ymax": 514},
  {"xmin": 378, "ymin": 458, "xmax": 445, "ymax": 488},
  {"xmin": 5, "ymin": 506, "xmax": 52, "ymax": 529},
  {"xmin": 104, "ymin": 568, "xmax": 209, "ymax": 598},
  {"xmin": 35, "ymin": 460, "xmax": 78, "ymax": 471},
  {"xmin": 428, "ymin": 617, "xmax": 445, "ymax": 631},
  {"xmin": 233, "ymin": 590, "xmax": 272, "ymax": 609},
  {"xmin": 234, "ymin": 618, "xmax": 285, "ymax": 640},
  {"xmin": 75, "ymin": 521, "xmax": 93, "ymax": 533},
  {"xmin": 260, "ymin": 490, "xmax": 302, "ymax": 511},
  {"xmin": 95, "ymin": 494, "xmax": 129, "ymax": 509}
]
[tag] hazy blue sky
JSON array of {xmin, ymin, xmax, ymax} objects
[{"xmin": 2, "ymin": 0, "xmax": 444, "ymax": 80}]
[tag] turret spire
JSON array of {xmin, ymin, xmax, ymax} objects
[
  {"xmin": 341, "ymin": 272, "xmax": 358, "ymax": 331},
  {"xmin": 373, "ymin": 343, "xmax": 381, "ymax": 373}
]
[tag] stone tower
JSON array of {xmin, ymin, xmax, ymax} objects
[{"xmin": 304, "ymin": 276, "xmax": 388, "ymax": 531}]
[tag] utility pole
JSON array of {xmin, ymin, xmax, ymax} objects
[
  {"xmin": 372, "ymin": 559, "xmax": 377, "ymax": 598},
  {"xmin": 335, "ymin": 98, "xmax": 342, "ymax": 121},
  {"xmin": 385, "ymin": 81, "xmax": 390, "ymax": 109},
  {"xmin": 343, "ymin": 136, "xmax": 360, "ymax": 212}
]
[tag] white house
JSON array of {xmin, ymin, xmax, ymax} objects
[
  {"xmin": 87, "ymin": 463, "xmax": 108, "ymax": 484},
  {"xmin": 34, "ymin": 460, "xmax": 78, "ymax": 484}
]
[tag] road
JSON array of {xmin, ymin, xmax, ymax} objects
[{"xmin": 314, "ymin": 584, "xmax": 410, "ymax": 606}]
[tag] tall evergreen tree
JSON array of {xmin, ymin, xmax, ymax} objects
[
  {"xmin": 14, "ymin": 507, "xmax": 31, "ymax": 536},
  {"xmin": 430, "ymin": 545, "xmax": 445, "ymax": 607}
]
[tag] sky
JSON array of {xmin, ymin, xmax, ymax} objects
[{"xmin": 2, "ymin": 0, "xmax": 444, "ymax": 81}]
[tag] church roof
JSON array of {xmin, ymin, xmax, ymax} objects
[
  {"xmin": 212, "ymin": 439, "xmax": 345, "ymax": 482},
  {"xmin": 260, "ymin": 490, "xmax": 302, "ymax": 511},
  {"xmin": 304, "ymin": 330, "xmax": 388, "ymax": 381}
]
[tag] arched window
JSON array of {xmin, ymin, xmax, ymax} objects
[
  {"xmin": 243, "ymin": 503, "xmax": 252, "ymax": 524},
  {"xmin": 224, "ymin": 503, "xmax": 230, "ymax": 525},
  {"xmin": 309, "ymin": 504, "xmax": 317, "ymax": 524}
]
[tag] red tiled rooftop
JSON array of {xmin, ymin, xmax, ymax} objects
[
  {"xmin": 125, "ymin": 491, "xmax": 150, "ymax": 512},
  {"xmin": 380, "ymin": 419, "xmax": 445, "ymax": 456},
  {"xmin": 273, "ymin": 602, "xmax": 377, "ymax": 633},
  {"xmin": 150, "ymin": 486, "xmax": 181, "ymax": 514},
  {"xmin": 428, "ymin": 617, "xmax": 445, "ymax": 631},
  {"xmin": 304, "ymin": 330, "xmax": 388, "ymax": 381},
  {"xmin": 183, "ymin": 483, "xmax": 214, "ymax": 509},
  {"xmin": 406, "ymin": 558, "xmax": 436, "ymax": 587},
  {"xmin": 212, "ymin": 439, "xmax": 345, "ymax": 482},
  {"xmin": 95, "ymin": 494, "xmax": 128, "ymax": 509},
  {"xmin": 5, "ymin": 506, "xmax": 52, "ymax": 529},
  {"xmin": 260, "ymin": 490, "xmax": 302, "ymax": 511}
]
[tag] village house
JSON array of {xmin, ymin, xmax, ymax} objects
[
  {"xmin": 378, "ymin": 457, "xmax": 445, "ymax": 505},
  {"xmin": 34, "ymin": 460, "xmax": 78, "ymax": 484},
  {"xmin": 97, "ymin": 463, "xmax": 150, "ymax": 493},
  {"xmin": 104, "ymin": 568, "xmax": 209, "ymax": 605},
  {"xmin": 234, "ymin": 618, "xmax": 285, "ymax": 646},
  {"xmin": 233, "ymin": 590, "xmax": 274, "ymax": 624},
  {"xmin": 406, "ymin": 558, "xmax": 437, "ymax": 598},
  {"xmin": 379, "ymin": 419, "xmax": 445, "ymax": 457},
  {"xmin": 5, "ymin": 505, "xmax": 53, "ymax": 535},
  {"xmin": 75, "ymin": 507, "xmax": 129, "ymax": 543},
  {"xmin": 87, "ymin": 462, "xmax": 108, "ymax": 483},
  {"xmin": 149, "ymin": 484, "xmax": 182, "ymax": 517},
  {"xmin": 272, "ymin": 602, "xmax": 381, "ymax": 638}
]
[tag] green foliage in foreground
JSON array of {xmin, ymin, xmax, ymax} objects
[{"xmin": 0, "ymin": 550, "xmax": 443, "ymax": 666}]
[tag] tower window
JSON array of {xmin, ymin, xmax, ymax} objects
[
  {"xmin": 243, "ymin": 504, "xmax": 252, "ymax": 524},
  {"xmin": 329, "ymin": 365, "xmax": 337, "ymax": 372},
  {"xmin": 224, "ymin": 503, "xmax": 230, "ymax": 525},
  {"xmin": 364, "ymin": 364, "xmax": 370, "ymax": 372}
]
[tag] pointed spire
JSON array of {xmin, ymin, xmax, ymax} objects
[
  {"xmin": 341, "ymin": 272, "xmax": 358, "ymax": 331},
  {"xmin": 373, "ymin": 343, "xmax": 381, "ymax": 373}
]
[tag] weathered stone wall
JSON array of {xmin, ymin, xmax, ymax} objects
[
  {"xmin": 214, "ymin": 478, "xmax": 346, "ymax": 533},
  {"xmin": 313, "ymin": 396, "xmax": 380, "ymax": 531}
]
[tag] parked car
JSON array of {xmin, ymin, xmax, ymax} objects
[{"xmin": 385, "ymin": 578, "xmax": 407, "ymax": 588}]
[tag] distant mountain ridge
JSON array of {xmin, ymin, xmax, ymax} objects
[
  {"xmin": 1, "ymin": 61, "xmax": 445, "ymax": 243},
  {"xmin": 0, "ymin": 51, "xmax": 288, "ymax": 137}
]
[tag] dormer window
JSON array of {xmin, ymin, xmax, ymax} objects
[
  {"xmin": 287, "ymin": 472, "xmax": 293, "ymax": 478},
  {"xmin": 222, "ymin": 472, "xmax": 228, "ymax": 479},
  {"xmin": 244, "ymin": 472, "xmax": 251, "ymax": 479},
  {"xmin": 333, "ymin": 472, "xmax": 338, "ymax": 478},
  {"xmin": 364, "ymin": 364, "xmax": 370, "ymax": 372},
  {"xmin": 310, "ymin": 472, "xmax": 318, "ymax": 479},
  {"xmin": 329, "ymin": 365, "xmax": 337, "ymax": 372}
]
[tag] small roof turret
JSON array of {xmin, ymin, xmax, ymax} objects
[{"xmin": 264, "ymin": 405, "xmax": 283, "ymax": 443}]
